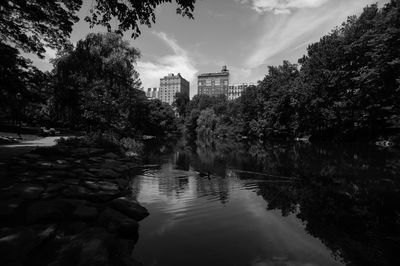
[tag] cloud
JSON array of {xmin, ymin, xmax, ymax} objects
[
  {"xmin": 245, "ymin": 0, "xmax": 379, "ymax": 68},
  {"xmin": 136, "ymin": 31, "xmax": 198, "ymax": 96},
  {"xmin": 242, "ymin": 0, "xmax": 329, "ymax": 14}
]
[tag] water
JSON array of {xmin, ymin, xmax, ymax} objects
[{"xmin": 132, "ymin": 139, "xmax": 400, "ymax": 266}]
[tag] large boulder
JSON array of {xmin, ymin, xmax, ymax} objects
[
  {"xmin": 98, "ymin": 208, "xmax": 139, "ymax": 240},
  {"xmin": 111, "ymin": 197, "xmax": 149, "ymax": 222},
  {"xmin": 36, "ymin": 227, "xmax": 140, "ymax": 266},
  {"xmin": 0, "ymin": 225, "xmax": 56, "ymax": 266}
]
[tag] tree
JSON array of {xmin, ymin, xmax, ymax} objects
[
  {"xmin": 0, "ymin": 0, "xmax": 196, "ymax": 58},
  {"xmin": 173, "ymin": 92, "xmax": 190, "ymax": 117},
  {"xmin": 52, "ymin": 32, "xmax": 142, "ymax": 131},
  {"xmin": 0, "ymin": 42, "xmax": 50, "ymax": 125}
]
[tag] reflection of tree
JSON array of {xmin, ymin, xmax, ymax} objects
[
  {"xmin": 144, "ymin": 137, "xmax": 400, "ymax": 265},
  {"xmin": 256, "ymin": 175, "xmax": 400, "ymax": 266}
]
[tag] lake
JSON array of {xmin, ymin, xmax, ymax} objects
[{"xmin": 131, "ymin": 139, "xmax": 400, "ymax": 266}]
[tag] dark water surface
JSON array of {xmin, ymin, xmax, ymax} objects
[{"xmin": 132, "ymin": 139, "xmax": 400, "ymax": 266}]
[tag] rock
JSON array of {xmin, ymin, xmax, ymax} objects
[
  {"xmin": 62, "ymin": 185, "xmax": 94, "ymax": 199},
  {"xmin": 56, "ymin": 159, "xmax": 67, "ymax": 164},
  {"xmin": 46, "ymin": 227, "xmax": 137, "ymax": 266},
  {"xmin": 26, "ymin": 199, "xmax": 76, "ymax": 224},
  {"xmin": 116, "ymin": 178, "xmax": 129, "ymax": 189},
  {"xmin": 46, "ymin": 183, "xmax": 65, "ymax": 193},
  {"xmin": 125, "ymin": 151, "xmax": 138, "ymax": 157},
  {"xmin": 0, "ymin": 198, "xmax": 23, "ymax": 225},
  {"xmin": 22, "ymin": 153, "xmax": 41, "ymax": 160},
  {"xmin": 9, "ymin": 183, "xmax": 44, "ymax": 199},
  {"xmin": 98, "ymin": 208, "xmax": 139, "ymax": 240},
  {"xmin": 63, "ymin": 178, "xmax": 80, "ymax": 185},
  {"xmin": 73, "ymin": 205, "xmax": 98, "ymax": 221},
  {"xmin": 97, "ymin": 168, "xmax": 121, "ymax": 179},
  {"xmin": 71, "ymin": 147, "xmax": 105, "ymax": 157},
  {"xmin": 83, "ymin": 180, "xmax": 100, "ymax": 190},
  {"xmin": 37, "ymin": 161, "xmax": 55, "ymax": 168},
  {"xmin": 111, "ymin": 197, "xmax": 149, "ymax": 221},
  {"xmin": 97, "ymin": 181, "xmax": 119, "ymax": 191},
  {"xmin": 103, "ymin": 152, "xmax": 119, "ymax": 159},
  {"xmin": 89, "ymin": 156, "xmax": 104, "ymax": 163},
  {"xmin": 64, "ymin": 221, "xmax": 88, "ymax": 235},
  {"xmin": 0, "ymin": 225, "xmax": 56, "ymax": 266},
  {"xmin": 63, "ymin": 185, "xmax": 121, "ymax": 202}
]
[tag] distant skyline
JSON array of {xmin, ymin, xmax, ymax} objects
[{"xmin": 28, "ymin": 0, "xmax": 388, "ymax": 97}]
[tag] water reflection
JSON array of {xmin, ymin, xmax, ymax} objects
[{"xmin": 133, "ymin": 139, "xmax": 400, "ymax": 266}]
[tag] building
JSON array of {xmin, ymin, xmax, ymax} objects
[
  {"xmin": 228, "ymin": 83, "xmax": 253, "ymax": 100},
  {"xmin": 158, "ymin": 73, "xmax": 190, "ymax": 105},
  {"xmin": 197, "ymin": 66, "xmax": 230, "ymax": 96},
  {"xmin": 145, "ymin": 87, "xmax": 159, "ymax": 100}
]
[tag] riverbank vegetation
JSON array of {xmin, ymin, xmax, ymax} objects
[
  {"xmin": 1, "ymin": 0, "xmax": 196, "ymax": 143},
  {"xmin": 183, "ymin": 1, "xmax": 400, "ymax": 143}
]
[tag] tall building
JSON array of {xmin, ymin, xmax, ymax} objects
[
  {"xmin": 228, "ymin": 83, "xmax": 253, "ymax": 100},
  {"xmin": 145, "ymin": 87, "xmax": 158, "ymax": 100},
  {"xmin": 197, "ymin": 66, "xmax": 230, "ymax": 96},
  {"xmin": 158, "ymin": 73, "xmax": 190, "ymax": 105}
]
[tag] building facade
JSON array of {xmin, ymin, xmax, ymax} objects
[
  {"xmin": 197, "ymin": 66, "xmax": 230, "ymax": 96},
  {"xmin": 228, "ymin": 83, "xmax": 253, "ymax": 100},
  {"xmin": 145, "ymin": 88, "xmax": 158, "ymax": 100},
  {"xmin": 158, "ymin": 73, "xmax": 190, "ymax": 105}
]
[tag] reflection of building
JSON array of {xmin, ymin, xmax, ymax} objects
[
  {"xmin": 197, "ymin": 66, "xmax": 230, "ymax": 96},
  {"xmin": 228, "ymin": 83, "xmax": 253, "ymax": 100},
  {"xmin": 146, "ymin": 88, "xmax": 158, "ymax": 99},
  {"xmin": 159, "ymin": 73, "xmax": 190, "ymax": 105}
]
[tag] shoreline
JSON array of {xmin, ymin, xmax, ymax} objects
[{"xmin": 0, "ymin": 144, "xmax": 149, "ymax": 266}]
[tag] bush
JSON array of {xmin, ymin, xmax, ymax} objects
[
  {"xmin": 56, "ymin": 131, "xmax": 144, "ymax": 154},
  {"xmin": 120, "ymin": 137, "xmax": 144, "ymax": 153}
]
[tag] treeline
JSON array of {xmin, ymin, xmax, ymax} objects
[
  {"xmin": 1, "ymin": 0, "xmax": 197, "ymax": 138},
  {"xmin": 183, "ymin": 1, "xmax": 400, "ymax": 142},
  {"xmin": 0, "ymin": 33, "xmax": 179, "ymax": 136}
]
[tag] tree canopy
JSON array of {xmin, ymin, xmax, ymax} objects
[{"xmin": 0, "ymin": 0, "xmax": 196, "ymax": 57}]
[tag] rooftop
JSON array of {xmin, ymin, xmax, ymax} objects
[{"xmin": 198, "ymin": 72, "xmax": 229, "ymax": 78}]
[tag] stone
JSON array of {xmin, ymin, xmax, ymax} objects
[
  {"xmin": 72, "ymin": 147, "xmax": 104, "ymax": 157},
  {"xmin": 56, "ymin": 159, "xmax": 68, "ymax": 164},
  {"xmin": 103, "ymin": 152, "xmax": 119, "ymax": 159},
  {"xmin": 0, "ymin": 198, "xmax": 23, "ymax": 225},
  {"xmin": 26, "ymin": 199, "xmax": 76, "ymax": 224},
  {"xmin": 115, "ymin": 178, "xmax": 129, "ymax": 189},
  {"xmin": 97, "ymin": 181, "xmax": 119, "ymax": 191},
  {"xmin": 73, "ymin": 205, "xmax": 98, "ymax": 220},
  {"xmin": 64, "ymin": 221, "xmax": 88, "ymax": 235},
  {"xmin": 11, "ymin": 183, "xmax": 44, "ymax": 199},
  {"xmin": 23, "ymin": 153, "xmax": 41, "ymax": 160},
  {"xmin": 111, "ymin": 197, "xmax": 149, "ymax": 221},
  {"xmin": 46, "ymin": 183, "xmax": 65, "ymax": 193},
  {"xmin": 0, "ymin": 225, "xmax": 55, "ymax": 266},
  {"xmin": 97, "ymin": 168, "xmax": 121, "ymax": 179},
  {"xmin": 63, "ymin": 185, "xmax": 121, "ymax": 202},
  {"xmin": 63, "ymin": 178, "xmax": 80, "ymax": 185},
  {"xmin": 83, "ymin": 180, "xmax": 100, "ymax": 190},
  {"xmin": 46, "ymin": 227, "xmax": 137, "ymax": 266},
  {"xmin": 98, "ymin": 208, "xmax": 139, "ymax": 239},
  {"xmin": 89, "ymin": 156, "xmax": 104, "ymax": 163}
]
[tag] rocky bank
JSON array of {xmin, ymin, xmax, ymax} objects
[{"xmin": 0, "ymin": 145, "xmax": 149, "ymax": 266}]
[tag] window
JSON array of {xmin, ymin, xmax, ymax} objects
[
  {"xmin": 206, "ymin": 79, "xmax": 211, "ymax": 86},
  {"xmin": 215, "ymin": 79, "xmax": 220, "ymax": 86}
]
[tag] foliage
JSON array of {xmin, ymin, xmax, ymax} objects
[
  {"xmin": 172, "ymin": 92, "xmax": 190, "ymax": 117},
  {"xmin": 52, "ymin": 32, "xmax": 142, "ymax": 131},
  {"xmin": 185, "ymin": 1, "xmax": 400, "ymax": 142},
  {"xmin": 0, "ymin": 42, "xmax": 53, "ymax": 125},
  {"xmin": 57, "ymin": 131, "xmax": 144, "ymax": 153},
  {"xmin": 0, "ymin": 0, "xmax": 196, "ymax": 58}
]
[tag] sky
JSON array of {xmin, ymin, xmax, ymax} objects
[{"xmin": 29, "ymin": 0, "xmax": 388, "ymax": 98}]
